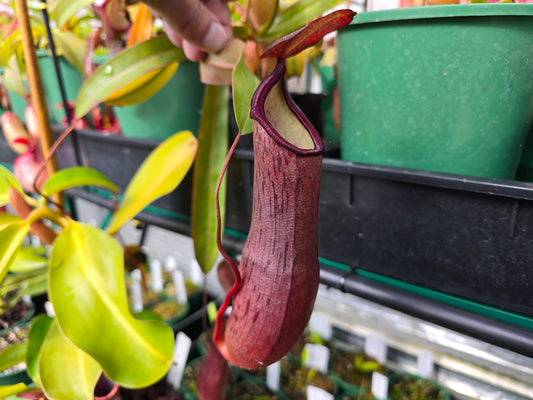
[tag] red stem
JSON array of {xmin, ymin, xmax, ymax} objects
[{"xmin": 213, "ymin": 131, "xmax": 243, "ymax": 342}]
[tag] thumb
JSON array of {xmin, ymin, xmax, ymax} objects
[{"xmin": 144, "ymin": 0, "xmax": 228, "ymax": 52}]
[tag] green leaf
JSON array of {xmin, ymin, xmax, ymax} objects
[
  {"xmin": 50, "ymin": 29, "xmax": 87, "ymax": 72},
  {"xmin": 0, "ymin": 165, "xmax": 22, "ymax": 207},
  {"xmin": 0, "ymin": 342, "xmax": 28, "ymax": 372},
  {"xmin": 75, "ymin": 35, "xmax": 186, "ymax": 118},
  {"xmin": 262, "ymin": 0, "xmax": 347, "ymax": 41},
  {"xmin": 192, "ymin": 85, "xmax": 229, "ymax": 274},
  {"xmin": 0, "ymin": 215, "xmax": 30, "ymax": 284},
  {"xmin": 39, "ymin": 319, "xmax": 101, "ymax": 400},
  {"xmin": 49, "ymin": 0, "xmax": 94, "ymax": 29},
  {"xmin": 0, "ymin": 383, "xmax": 32, "ymax": 398},
  {"xmin": 107, "ymin": 131, "xmax": 197, "ymax": 235},
  {"xmin": 26, "ymin": 314, "xmax": 54, "ymax": 384},
  {"xmin": 41, "ymin": 167, "xmax": 119, "ymax": 198},
  {"xmin": 232, "ymin": 54, "xmax": 260, "ymax": 135},
  {"xmin": 49, "ymin": 222, "xmax": 174, "ymax": 387},
  {"xmin": 8, "ymin": 247, "xmax": 48, "ymax": 273}
]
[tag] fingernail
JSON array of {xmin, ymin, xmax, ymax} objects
[{"xmin": 203, "ymin": 22, "xmax": 228, "ymax": 52}]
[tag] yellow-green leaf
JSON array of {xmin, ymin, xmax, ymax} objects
[
  {"xmin": 26, "ymin": 314, "xmax": 54, "ymax": 384},
  {"xmin": 39, "ymin": 319, "xmax": 101, "ymax": 400},
  {"xmin": 41, "ymin": 167, "xmax": 119, "ymax": 197},
  {"xmin": 75, "ymin": 35, "xmax": 186, "ymax": 118},
  {"xmin": 0, "ymin": 214, "xmax": 30, "ymax": 284},
  {"xmin": 192, "ymin": 85, "xmax": 229, "ymax": 274},
  {"xmin": 49, "ymin": 0, "xmax": 94, "ymax": 29},
  {"xmin": 104, "ymin": 62, "xmax": 179, "ymax": 107},
  {"xmin": 0, "ymin": 164, "xmax": 22, "ymax": 207},
  {"xmin": 49, "ymin": 222, "xmax": 174, "ymax": 387},
  {"xmin": 0, "ymin": 383, "xmax": 32, "ymax": 398},
  {"xmin": 0, "ymin": 341, "xmax": 27, "ymax": 372},
  {"xmin": 50, "ymin": 29, "xmax": 87, "ymax": 72},
  {"xmin": 262, "ymin": 0, "xmax": 346, "ymax": 41},
  {"xmin": 232, "ymin": 54, "xmax": 260, "ymax": 135},
  {"xmin": 107, "ymin": 131, "xmax": 197, "ymax": 235}
]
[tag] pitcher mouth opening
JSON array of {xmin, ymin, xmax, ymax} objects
[{"xmin": 250, "ymin": 59, "xmax": 324, "ymax": 156}]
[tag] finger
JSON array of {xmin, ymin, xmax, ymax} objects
[
  {"xmin": 144, "ymin": 0, "xmax": 228, "ymax": 52},
  {"xmin": 183, "ymin": 40, "xmax": 206, "ymax": 61}
]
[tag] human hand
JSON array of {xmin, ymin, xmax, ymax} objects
[{"xmin": 142, "ymin": 0, "xmax": 232, "ymax": 61}]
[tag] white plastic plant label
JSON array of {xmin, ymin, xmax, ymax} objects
[
  {"xmin": 417, "ymin": 350, "xmax": 435, "ymax": 379},
  {"xmin": 130, "ymin": 269, "xmax": 143, "ymax": 313},
  {"xmin": 150, "ymin": 259, "xmax": 164, "ymax": 293},
  {"xmin": 365, "ymin": 334, "xmax": 387, "ymax": 364},
  {"xmin": 371, "ymin": 371, "xmax": 389, "ymax": 400},
  {"xmin": 165, "ymin": 255, "xmax": 177, "ymax": 273},
  {"xmin": 308, "ymin": 313, "xmax": 333, "ymax": 341},
  {"xmin": 266, "ymin": 361, "xmax": 281, "ymax": 392},
  {"xmin": 302, "ymin": 343, "xmax": 330, "ymax": 374},
  {"xmin": 172, "ymin": 269, "xmax": 188, "ymax": 305},
  {"xmin": 44, "ymin": 301, "xmax": 55, "ymax": 318},
  {"xmin": 167, "ymin": 332, "xmax": 191, "ymax": 390},
  {"xmin": 307, "ymin": 385, "xmax": 333, "ymax": 400},
  {"xmin": 189, "ymin": 259, "xmax": 203, "ymax": 286}
]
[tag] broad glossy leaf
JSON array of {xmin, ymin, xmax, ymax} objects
[
  {"xmin": 51, "ymin": 29, "xmax": 87, "ymax": 72},
  {"xmin": 262, "ymin": 0, "xmax": 348, "ymax": 41},
  {"xmin": 49, "ymin": 222, "xmax": 174, "ymax": 387},
  {"xmin": 0, "ymin": 341, "xmax": 27, "ymax": 372},
  {"xmin": 75, "ymin": 35, "xmax": 186, "ymax": 118},
  {"xmin": 26, "ymin": 314, "xmax": 54, "ymax": 384},
  {"xmin": 39, "ymin": 319, "xmax": 101, "ymax": 400},
  {"xmin": 0, "ymin": 164, "xmax": 22, "ymax": 207},
  {"xmin": 107, "ymin": 131, "xmax": 197, "ymax": 235},
  {"xmin": 0, "ymin": 383, "xmax": 32, "ymax": 398},
  {"xmin": 41, "ymin": 167, "xmax": 119, "ymax": 197},
  {"xmin": 262, "ymin": 9, "xmax": 356, "ymax": 60},
  {"xmin": 104, "ymin": 62, "xmax": 179, "ymax": 107},
  {"xmin": 192, "ymin": 85, "xmax": 229, "ymax": 274},
  {"xmin": 0, "ymin": 215, "xmax": 30, "ymax": 284},
  {"xmin": 232, "ymin": 54, "xmax": 260, "ymax": 135},
  {"xmin": 49, "ymin": 0, "xmax": 94, "ymax": 28}
]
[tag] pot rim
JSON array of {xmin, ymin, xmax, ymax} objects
[{"xmin": 342, "ymin": 3, "xmax": 533, "ymax": 27}]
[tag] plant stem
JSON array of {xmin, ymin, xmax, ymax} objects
[
  {"xmin": 12, "ymin": 0, "xmax": 61, "ymax": 206},
  {"xmin": 26, "ymin": 207, "xmax": 69, "ymax": 229}
]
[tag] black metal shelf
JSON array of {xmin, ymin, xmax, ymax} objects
[{"xmin": 4, "ymin": 126, "xmax": 533, "ymax": 358}]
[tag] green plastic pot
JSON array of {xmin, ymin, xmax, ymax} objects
[
  {"xmin": 113, "ymin": 61, "xmax": 204, "ymax": 140},
  {"xmin": 337, "ymin": 4, "xmax": 533, "ymax": 179},
  {"xmin": 37, "ymin": 50, "xmax": 83, "ymax": 125}
]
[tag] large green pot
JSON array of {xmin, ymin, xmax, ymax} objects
[
  {"xmin": 37, "ymin": 50, "xmax": 84, "ymax": 125},
  {"xmin": 113, "ymin": 61, "xmax": 204, "ymax": 140},
  {"xmin": 337, "ymin": 4, "xmax": 533, "ymax": 179}
]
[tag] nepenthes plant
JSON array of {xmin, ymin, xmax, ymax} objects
[{"xmin": 212, "ymin": 10, "xmax": 356, "ymax": 370}]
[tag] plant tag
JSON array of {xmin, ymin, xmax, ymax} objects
[
  {"xmin": 303, "ymin": 343, "xmax": 329, "ymax": 373},
  {"xmin": 150, "ymin": 259, "xmax": 164, "ymax": 293},
  {"xmin": 308, "ymin": 313, "xmax": 333, "ymax": 341},
  {"xmin": 365, "ymin": 334, "xmax": 387, "ymax": 364},
  {"xmin": 371, "ymin": 371, "xmax": 389, "ymax": 400},
  {"xmin": 165, "ymin": 255, "xmax": 177, "ymax": 273},
  {"xmin": 167, "ymin": 332, "xmax": 191, "ymax": 390},
  {"xmin": 130, "ymin": 269, "xmax": 143, "ymax": 313},
  {"xmin": 44, "ymin": 301, "xmax": 55, "ymax": 317},
  {"xmin": 172, "ymin": 269, "xmax": 188, "ymax": 305},
  {"xmin": 307, "ymin": 385, "xmax": 333, "ymax": 400},
  {"xmin": 266, "ymin": 361, "xmax": 280, "ymax": 392},
  {"xmin": 417, "ymin": 350, "xmax": 434, "ymax": 379},
  {"xmin": 189, "ymin": 259, "xmax": 203, "ymax": 286}
]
